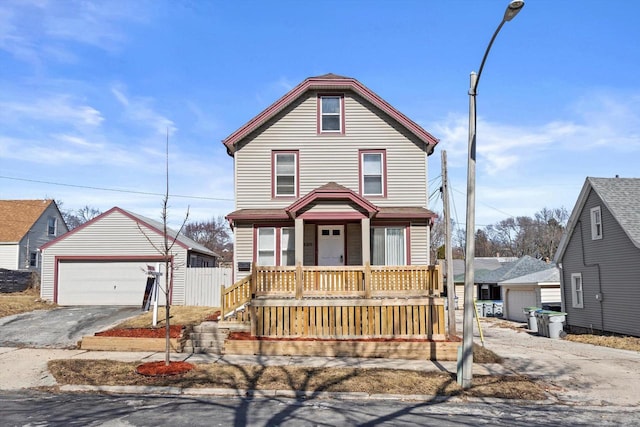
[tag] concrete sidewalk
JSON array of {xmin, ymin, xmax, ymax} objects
[{"xmin": 2, "ymin": 316, "xmax": 640, "ymax": 407}]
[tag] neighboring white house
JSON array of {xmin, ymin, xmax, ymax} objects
[
  {"xmin": 0, "ymin": 200, "xmax": 67, "ymax": 272},
  {"xmin": 499, "ymin": 267, "xmax": 561, "ymax": 322},
  {"xmin": 40, "ymin": 207, "xmax": 218, "ymax": 306}
]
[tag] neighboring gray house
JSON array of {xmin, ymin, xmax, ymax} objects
[
  {"xmin": 449, "ymin": 256, "xmax": 517, "ymax": 306},
  {"xmin": 40, "ymin": 207, "xmax": 218, "ymax": 306},
  {"xmin": 498, "ymin": 267, "xmax": 561, "ymax": 322},
  {"xmin": 555, "ymin": 177, "xmax": 640, "ymax": 337},
  {"xmin": 0, "ymin": 199, "xmax": 67, "ymax": 272},
  {"xmin": 223, "ymin": 73, "xmax": 439, "ymax": 281}
]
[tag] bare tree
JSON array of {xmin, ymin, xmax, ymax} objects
[
  {"xmin": 183, "ymin": 216, "xmax": 232, "ymax": 258},
  {"xmin": 57, "ymin": 202, "xmax": 102, "ymax": 230}
]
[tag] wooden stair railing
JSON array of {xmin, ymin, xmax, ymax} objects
[{"xmin": 220, "ymin": 275, "xmax": 252, "ymax": 320}]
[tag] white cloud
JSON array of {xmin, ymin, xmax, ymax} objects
[
  {"xmin": 0, "ymin": 95, "xmax": 104, "ymax": 127},
  {"xmin": 111, "ymin": 85, "xmax": 177, "ymax": 136}
]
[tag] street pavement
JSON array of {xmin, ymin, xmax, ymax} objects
[{"xmin": 1, "ymin": 311, "xmax": 639, "ymax": 409}]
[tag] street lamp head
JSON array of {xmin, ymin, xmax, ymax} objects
[{"xmin": 504, "ymin": 0, "xmax": 525, "ymax": 22}]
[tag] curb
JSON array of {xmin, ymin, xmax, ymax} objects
[{"xmin": 58, "ymin": 384, "xmax": 558, "ymax": 405}]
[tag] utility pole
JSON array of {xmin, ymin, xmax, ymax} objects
[{"xmin": 441, "ymin": 151, "xmax": 457, "ymax": 337}]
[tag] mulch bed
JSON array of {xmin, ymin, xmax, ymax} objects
[
  {"xmin": 227, "ymin": 331, "xmax": 446, "ymax": 342},
  {"xmin": 136, "ymin": 361, "xmax": 195, "ymax": 377},
  {"xmin": 95, "ymin": 325, "xmax": 183, "ymax": 339},
  {"xmin": 204, "ymin": 311, "xmax": 221, "ymax": 321}
]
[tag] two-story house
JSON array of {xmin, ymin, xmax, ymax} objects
[
  {"xmin": 555, "ymin": 177, "xmax": 640, "ymax": 337},
  {"xmin": 0, "ymin": 199, "xmax": 67, "ymax": 272},
  {"xmin": 223, "ymin": 74, "xmax": 439, "ymax": 280}
]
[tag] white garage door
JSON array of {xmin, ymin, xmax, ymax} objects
[
  {"xmin": 58, "ymin": 260, "xmax": 166, "ymax": 306},
  {"xmin": 505, "ymin": 289, "xmax": 536, "ymax": 322}
]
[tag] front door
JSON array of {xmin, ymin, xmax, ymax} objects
[{"xmin": 318, "ymin": 225, "xmax": 344, "ymax": 266}]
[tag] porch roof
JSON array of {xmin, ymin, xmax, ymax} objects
[
  {"xmin": 286, "ymin": 182, "xmax": 378, "ymax": 219},
  {"xmin": 225, "ymin": 206, "xmax": 436, "ymax": 227}
]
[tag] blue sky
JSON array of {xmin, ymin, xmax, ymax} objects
[{"xmin": 1, "ymin": 0, "xmax": 639, "ymax": 233}]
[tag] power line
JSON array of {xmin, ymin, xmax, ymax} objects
[{"xmin": 0, "ymin": 175, "xmax": 234, "ymax": 202}]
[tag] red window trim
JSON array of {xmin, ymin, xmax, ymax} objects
[
  {"xmin": 358, "ymin": 149, "xmax": 387, "ymax": 198},
  {"xmin": 253, "ymin": 225, "xmax": 296, "ymax": 266},
  {"xmin": 271, "ymin": 150, "xmax": 299, "ymax": 199},
  {"xmin": 316, "ymin": 93, "xmax": 345, "ymax": 135}
]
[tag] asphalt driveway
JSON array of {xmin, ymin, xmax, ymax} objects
[{"xmin": 0, "ymin": 306, "xmax": 140, "ymax": 349}]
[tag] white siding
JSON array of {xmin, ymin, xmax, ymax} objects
[
  {"xmin": 41, "ymin": 210, "xmax": 189, "ymax": 305},
  {"xmin": 0, "ymin": 244, "xmax": 19, "ymax": 270},
  {"xmin": 184, "ymin": 267, "xmax": 232, "ymax": 306},
  {"xmin": 235, "ymin": 92, "xmax": 429, "ymax": 210},
  {"xmin": 541, "ymin": 286, "xmax": 561, "ymax": 304}
]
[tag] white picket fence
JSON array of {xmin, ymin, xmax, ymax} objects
[{"xmin": 184, "ymin": 267, "xmax": 232, "ymax": 307}]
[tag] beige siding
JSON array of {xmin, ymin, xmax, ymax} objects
[
  {"xmin": 303, "ymin": 201, "xmax": 362, "ymax": 214},
  {"xmin": 233, "ymin": 223, "xmax": 254, "ymax": 280},
  {"xmin": 346, "ymin": 223, "xmax": 362, "ymax": 265},
  {"xmin": 235, "ymin": 92, "xmax": 429, "ymax": 210},
  {"xmin": 410, "ymin": 222, "xmax": 429, "ymax": 265},
  {"xmin": 41, "ymin": 210, "xmax": 188, "ymax": 305}
]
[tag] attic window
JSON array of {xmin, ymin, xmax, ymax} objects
[
  {"xmin": 47, "ymin": 217, "xmax": 57, "ymax": 236},
  {"xmin": 590, "ymin": 206, "xmax": 602, "ymax": 240},
  {"xmin": 319, "ymin": 95, "xmax": 344, "ymax": 133}
]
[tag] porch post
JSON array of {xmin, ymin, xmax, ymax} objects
[
  {"xmin": 295, "ymin": 218, "xmax": 304, "ymax": 266},
  {"xmin": 361, "ymin": 217, "xmax": 371, "ymax": 265}
]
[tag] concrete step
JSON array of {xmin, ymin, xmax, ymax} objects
[
  {"xmin": 192, "ymin": 321, "xmax": 220, "ymax": 333},
  {"xmin": 190, "ymin": 332, "xmax": 224, "ymax": 341}
]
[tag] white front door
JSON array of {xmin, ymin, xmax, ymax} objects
[{"xmin": 318, "ymin": 225, "xmax": 344, "ymax": 266}]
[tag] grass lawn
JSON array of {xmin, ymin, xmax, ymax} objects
[
  {"xmin": 113, "ymin": 306, "xmax": 220, "ymax": 329},
  {"xmin": 0, "ymin": 288, "xmax": 54, "ymax": 318},
  {"xmin": 48, "ymin": 359, "xmax": 547, "ymax": 400}
]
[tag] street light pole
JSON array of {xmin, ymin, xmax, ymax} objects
[{"xmin": 460, "ymin": 0, "xmax": 525, "ymax": 389}]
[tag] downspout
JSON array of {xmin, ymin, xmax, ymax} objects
[{"xmin": 577, "ymin": 220, "xmax": 605, "ymax": 333}]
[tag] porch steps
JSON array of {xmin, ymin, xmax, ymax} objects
[
  {"xmin": 184, "ymin": 320, "xmax": 251, "ymax": 354},
  {"xmin": 184, "ymin": 321, "xmax": 228, "ymax": 354}
]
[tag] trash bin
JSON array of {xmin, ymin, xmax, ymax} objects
[
  {"xmin": 535, "ymin": 309, "xmax": 548, "ymax": 336},
  {"xmin": 523, "ymin": 307, "xmax": 540, "ymax": 333},
  {"xmin": 547, "ymin": 311, "xmax": 567, "ymax": 339},
  {"xmin": 493, "ymin": 301, "xmax": 504, "ymax": 317},
  {"xmin": 484, "ymin": 301, "xmax": 494, "ymax": 317},
  {"xmin": 475, "ymin": 300, "xmax": 486, "ymax": 317}
]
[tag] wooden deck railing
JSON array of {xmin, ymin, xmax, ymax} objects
[{"xmin": 220, "ymin": 263, "xmax": 443, "ymax": 331}]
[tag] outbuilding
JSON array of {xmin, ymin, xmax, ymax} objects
[
  {"xmin": 499, "ymin": 267, "xmax": 561, "ymax": 322},
  {"xmin": 40, "ymin": 207, "xmax": 217, "ymax": 306}
]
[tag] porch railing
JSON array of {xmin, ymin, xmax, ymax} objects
[{"xmin": 221, "ymin": 263, "xmax": 442, "ymax": 317}]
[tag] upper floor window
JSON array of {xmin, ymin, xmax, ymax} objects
[
  {"xmin": 319, "ymin": 95, "xmax": 343, "ymax": 133},
  {"xmin": 590, "ymin": 206, "xmax": 602, "ymax": 240},
  {"xmin": 47, "ymin": 216, "xmax": 57, "ymax": 236},
  {"xmin": 571, "ymin": 273, "xmax": 583, "ymax": 308},
  {"xmin": 360, "ymin": 150, "xmax": 386, "ymax": 197},
  {"xmin": 272, "ymin": 151, "xmax": 298, "ymax": 198}
]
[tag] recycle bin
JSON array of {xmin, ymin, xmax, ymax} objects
[
  {"xmin": 475, "ymin": 300, "xmax": 486, "ymax": 317},
  {"xmin": 493, "ymin": 301, "xmax": 504, "ymax": 317},
  {"xmin": 523, "ymin": 307, "xmax": 540, "ymax": 333},
  {"xmin": 484, "ymin": 301, "xmax": 494, "ymax": 317},
  {"xmin": 547, "ymin": 311, "xmax": 567, "ymax": 339},
  {"xmin": 535, "ymin": 309, "xmax": 548, "ymax": 336}
]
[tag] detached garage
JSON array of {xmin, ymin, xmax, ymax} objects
[
  {"xmin": 499, "ymin": 267, "xmax": 561, "ymax": 322},
  {"xmin": 40, "ymin": 207, "xmax": 217, "ymax": 306}
]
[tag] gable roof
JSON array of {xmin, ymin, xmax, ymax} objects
[
  {"xmin": 498, "ymin": 266, "xmax": 560, "ymax": 285},
  {"xmin": 222, "ymin": 73, "xmax": 439, "ymax": 156},
  {"xmin": 285, "ymin": 182, "xmax": 378, "ymax": 219},
  {"xmin": 453, "ymin": 255, "xmax": 551, "ymax": 284},
  {"xmin": 555, "ymin": 177, "xmax": 640, "ymax": 262},
  {"xmin": 41, "ymin": 207, "xmax": 218, "ymax": 257},
  {"xmin": 0, "ymin": 199, "xmax": 58, "ymax": 242}
]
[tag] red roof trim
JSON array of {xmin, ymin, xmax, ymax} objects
[
  {"xmin": 286, "ymin": 184, "xmax": 379, "ymax": 218},
  {"xmin": 222, "ymin": 76, "xmax": 439, "ymax": 155},
  {"xmin": 40, "ymin": 207, "xmax": 190, "ymax": 252}
]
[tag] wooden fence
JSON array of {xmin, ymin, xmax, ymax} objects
[{"xmin": 184, "ymin": 267, "xmax": 232, "ymax": 306}]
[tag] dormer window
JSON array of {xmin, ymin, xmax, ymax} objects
[{"xmin": 319, "ymin": 95, "xmax": 344, "ymax": 133}]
